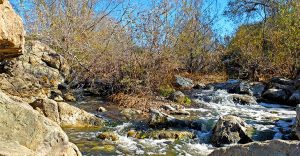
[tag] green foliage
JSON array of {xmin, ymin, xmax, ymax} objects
[
  {"xmin": 158, "ymin": 85, "xmax": 175, "ymax": 97},
  {"xmin": 226, "ymin": 0, "xmax": 300, "ymax": 79},
  {"xmin": 183, "ymin": 96, "xmax": 192, "ymax": 105}
]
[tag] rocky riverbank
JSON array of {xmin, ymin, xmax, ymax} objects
[{"xmin": 1, "ymin": 0, "xmax": 300, "ymax": 155}]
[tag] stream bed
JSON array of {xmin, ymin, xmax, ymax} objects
[{"xmin": 65, "ymin": 89, "xmax": 296, "ymax": 155}]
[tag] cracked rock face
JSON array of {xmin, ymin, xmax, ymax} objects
[
  {"xmin": 0, "ymin": 0, "xmax": 25, "ymax": 60},
  {"xmin": 0, "ymin": 90, "xmax": 81, "ymax": 156}
]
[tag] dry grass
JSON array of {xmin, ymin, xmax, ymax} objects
[
  {"xmin": 179, "ymin": 72, "xmax": 228, "ymax": 84},
  {"xmin": 110, "ymin": 93, "xmax": 177, "ymax": 113}
]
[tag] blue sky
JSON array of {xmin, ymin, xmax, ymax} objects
[
  {"xmin": 10, "ymin": 0, "xmax": 238, "ymax": 37},
  {"xmin": 118, "ymin": 0, "xmax": 238, "ymax": 37}
]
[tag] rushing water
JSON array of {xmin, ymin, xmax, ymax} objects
[{"xmin": 65, "ymin": 89, "xmax": 296, "ymax": 155}]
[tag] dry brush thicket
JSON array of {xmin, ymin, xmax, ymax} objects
[{"xmin": 13, "ymin": 0, "xmax": 300, "ymax": 95}]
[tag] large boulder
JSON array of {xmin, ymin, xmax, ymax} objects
[
  {"xmin": 0, "ymin": 90, "xmax": 81, "ymax": 155},
  {"xmin": 262, "ymin": 88, "xmax": 290, "ymax": 103},
  {"xmin": 209, "ymin": 140, "xmax": 300, "ymax": 156},
  {"xmin": 30, "ymin": 98, "xmax": 103, "ymax": 127},
  {"xmin": 58, "ymin": 102, "xmax": 103, "ymax": 127},
  {"xmin": 211, "ymin": 115, "xmax": 253, "ymax": 147},
  {"xmin": 230, "ymin": 94, "xmax": 257, "ymax": 105},
  {"xmin": 0, "ymin": 0, "xmax": 25, "ymax": 60},
  {"xmin": 148, "ymin": 109, "xmax": 200, "ymax": 130},
  {"xmin": 270, "ymin": 77, "xmax": 294, "ymax": 86}
]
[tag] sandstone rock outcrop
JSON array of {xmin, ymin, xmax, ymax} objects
[
  {"xmin": 211, "ymin": 115, "xmax": 253, "ymax": 147},
  {"xmin": 0, "ymin": 0, "xmax": 25, "ymax": 60},
  {"xmin": 209, "ymin": 140, "xmax": 300, "ymax": 156},
  {"xmin": 0, "ymin": 40, "xmax": 69, "ymax": 102},
  {"xmin": 0, "ymin": 90, "xmax": 81, "ymax": 156}
]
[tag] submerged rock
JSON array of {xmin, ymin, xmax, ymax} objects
[
  {"xmin": 148, "ymin": 109, "xmax": 200, "ymax": 130},
  {"xmin": 149, "ymin": 109, "xmax": 175, "ymax": 127},
  {"xmin": 97, "ymin": 106, "xmax": 107, "ymax": 112},
  {"xmin": 211, "ymin": 115, "xmax": 253, "ymax": 147},
  {"xmin": 97, "ymin": 132, "xmax": 119, "ymax": 141},
  {"xmin": 64, "ymin": 92, "xmax": 77, "ymax": 102},
  {"xmin": 0, "ymin": 0, "xmax": 25, "ymax": 60},
  {"xmin": 209, "ymin": 140, "xmax": 300, "ymax": 156},
  {"xmin": 170, "ymin": 109, "xmax": 191, "ymax": 115},
  {"xmin": 230, "ymin": 94, "xmax": 257, "ymax": 105},
  {"xmin": 147, "ymin": 130, "xmax": 194, "ymax": 140},
  {"xmin": 128, "ymin": 130, "xmax": 194, "ymax": 140}
]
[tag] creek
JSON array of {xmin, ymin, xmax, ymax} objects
[{"xmin": 65, "ymin": 89, "xmax": 296, "ymax": 155}]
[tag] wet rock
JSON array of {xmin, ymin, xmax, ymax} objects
[
  {"xmin": 149, "ymin": 109, "xmax": 175, "ymax": 127},
  {"xmin": 64, "ymin": 92, "xmax": 77, "ymax": 102},
  {"xmin": 174, "ymin": 75, "xmax": 194, "ymax": 89},
  {"xmin": 295, "ymin": 78, "xmax": 300, "ymax": 89},
  {"xmin": 97, "ymin": 107, "xmax": 107, "ymax": 112},
  {"xmin": 0, "ymin": 90, "xmax": 81, "ymax": 155},
  {"xmin": 120, "ymin": 108, "xmax": 142, "ymax": 119},
  {"xmin": 288, "ymin": 90, "xmax": 300, "ymax": 106},
  {"xmin": 148, "ymin": 130, "xmax": 195, "ymax": 140},
  {"xmin": 214, "ymin": 79, "xmax": 241, "ymax": 93},
  {"xmin": 161, "ymin": 104, "xmax": 176, "ymax": 111},
  {"xmin": 97, "ymin": 132, "xmax": 119, "ymax": 141},
  {"xmin": 231, "ymin": 94, "xmax": 257, "ymax": 105},
  {"xmin": 170, "ymin": 109, "xmax": 191, "ymax": 116},
  {"xmin": 168, "ymin": 91, "xmax": 186, "ymax": 103},
  {"xmin": 249, "ymin": 82, "xmax": 265, "ymax": 98},
  {"xmin": 58, "ymin": 83, "xmax": 68, "ymax": 90},
  {"xmin": 0, "ymin": 0, "xmax": 25, "ymax": 60},
  {"xmin": 54, "ymin": 95, "xmax": 64, "ymax": 102},
  {"xmin": 211, "ymin": 115, "xmax": 253, "ymax": 147},
  {"xmin": 270, "ymin": 77, "xmax": 294, "ymax": 86},
  {"xmin": 209, "ymin": 140, "xmax": 300, "ymax": 156},
  {"xmin": 58, "ymin": 102, "xmax": 103, "ymax": 127},
  {"xmin": 127, "ymin": 130, "xmax": 138, "ymax": 138},
  {"xmin": 91, "ymin": 145, "xmax": 115, "ymax": 152},
  {"xmin": 148, "ymin": 109, "xmax": 197, "ymax": 129},
  {"xmin": 262, "ymin": 88, "xmax": 289, "ymax": 103},
  {"xmin": 237, "ymin": 82, "xmax": 252, "ymax": 95},
  {"xmin": 193, "ymin": 83, "xmax": 207, "ymax": 90}
]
